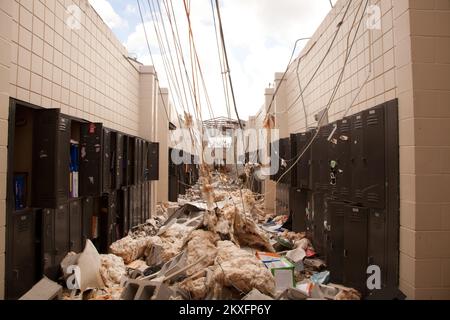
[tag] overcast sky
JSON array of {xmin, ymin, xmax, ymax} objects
[{"xmin": 88, "ymin": 0, "xmax": 335, "ymax": 120}]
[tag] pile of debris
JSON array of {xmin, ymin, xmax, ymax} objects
[{"xmin": 23, "ymin": 172, "xmax": 361, "ymax": 300}]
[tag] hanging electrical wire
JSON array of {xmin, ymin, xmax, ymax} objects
[{"xmin": 276, "ymin": 0, "xmax": 369, "ymax": 184}]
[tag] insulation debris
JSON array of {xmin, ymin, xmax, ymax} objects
[
  {"xmin": 184, "ymin": 230, "xmax": 219, "ymax": 276},
  {"xmin": 210, "ymin": 241, "xmax": 276, "ymax": 298},
  {"xmin": 61, "ymin": 169, "xmax": 361, "ymax": 301},
  {"xmin": 110, "ymin": 236, "xmax": 151, "ymax": 264},
  {"xmin": 99, "ymin": 254, "xmax": 126, "ymax": 288}
]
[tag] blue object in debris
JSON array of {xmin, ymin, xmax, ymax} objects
[{"xmin": 311, "ymin": 271, "xmax": 330, "ymax": 285}]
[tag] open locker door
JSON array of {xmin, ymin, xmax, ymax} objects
[
  {"xmin": 32, "ymin": 109, "xmax": 70, "ymax": 208},
  {"xmin": 80, "ymin": 122, "xmax": 103, "ymax": 197},
  {"xmin": 148, "ymin": 142, "xmax": 159, "ymax": 181}
]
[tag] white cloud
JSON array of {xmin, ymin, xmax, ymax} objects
[
  {"xmin": 125, "ymin": 3, "xmax": 137, "ymax": 15},
  {"xmin": 122, "ymin": 0, "xmax": 331, "ymax": 120},
  {"xmin": 88, "ymin": 0, "xmax": 128, "ymax": 29}
]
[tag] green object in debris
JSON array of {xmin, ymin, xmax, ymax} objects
[{"xmin": 276, "ymin": 237, "xmax": 294, "ymax": 249}]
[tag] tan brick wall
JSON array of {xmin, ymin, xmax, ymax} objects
[
  {"xmin": 0, "ymin": 0, "xmax": 168, "ymax": 298},
  {"xmin": 0, "ymin": 0, "xmax": 12, "ymax": 301},
  {"xmin": 252, "ymin": 0, "xmax": 450, "ymax": 299},
  {"xmin": 397, "ymin": 0, "xmax": 450, "ymax": 300}
]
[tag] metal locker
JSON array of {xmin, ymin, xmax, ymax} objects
[
  {"xmin": 115, "ymin": 133, "xmax": 124, "ymax": 189},
  {"xmin": 318, "ymin": 125, "xmax": 332, "ymax": 192},
  {"xmin": 148, "ymin": 142, "xmax": 160, "ymax": 181},
  {"xmin": 290, "ymin": 134, "xmax": 299, "ymax": 188},
  {"xmin": 82, "ymin": 197, "xmax": 94, "ymax": 245},
  {"xmin": 343, "ymin": 205, "xmax": 368, "ymax": 294},
  {"xmin": 133, "ymin": 138, "xmax": 139, "ymax": 184},
  {"xmin": 8, "ymin": 209, "xmax": 36, "ymax": 299},
  {"xmin": 327, "ymin": 202, "xmax": 345, "ymax": 284},
  {"xmin": 279, "ymin": 138, "xmax": 291, "ymax": 185},
  {"xmin": 32, "ymin": 109, "xmax": 71, "ymax": 208},
  {"xmin": 296, "ymin": 131, "xmax": 312, "ymax": 190},
  {"xmin": 311, "ymin": 192, "xmax": 326, "ymax": 255},
  {"xmin": 363, "ymin": 105, "xmax": 386, "ymax": 208},
  {"xmin": 141, "ymin": 183, "xmax": 146, "ymax": 223},
  {"xmin": 121, "ymin": 187, "xmax": 130, "ymax": 236},
  {"xmin": 126, "ymin": 137, "xmax": 135, "ymax": 186},
  {"xmin": 102, "ymin": 128, "xmax": 112, "ymax": 193},
  {"xmin": 337, "ymin": 118, "xmax": 352, "ymax": 201},
  {"xmin": 290, "ymin": 188, "xmax": 307, "ymax": 232},
  {"xmin": 41, "ymin": 208, "xmax": 57, "ymax": 280},
  {"xmin": 109, "ymin": 191, "xmax": 118, "ymax": 245},
  {"xmin": 122, "ymin": 136, "xmax": 129, "ymax": 186},
  {"xmin": 139, "ymin": 183, "xmax": 145, "ymax": 224},
  {"xmin": 350, "ymin": 112, "xmax": 365, "ymax": 205},
  {"xmin": 368, "ymin": 209, "xmax": 386, "ymax": 289},
  {"xmin": 54, "ymin": 203, "xmax": 70, "ymax": 270},
  {"xmin": 143, "ymin": 142, "xmax": 149, "ymax": 181},
  {"xmin": 169, "ymin": 175, "xmax": 178, "ymax": 202},
  {"xmin": 69, "ymin": 199, "xmax": 83, "ymax": 253},
  {"xmin": 80, "ymin": 123, "xmax": 103, "ymax": 197}
]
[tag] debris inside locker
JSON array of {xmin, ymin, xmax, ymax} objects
[{"xmin": 24, "ymin": 172, "xmax": 362, "ymax": 301}]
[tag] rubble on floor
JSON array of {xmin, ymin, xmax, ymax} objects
[{"xmin": 58, "ymin": 173, "xmax": 361, "ymax": 301}]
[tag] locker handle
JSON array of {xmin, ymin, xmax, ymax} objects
[
  {"xmin": 343, "ymin": 249, "xmax": 348, "ymax": 258},
  {"xmin": 13, "ymin": 269, "xmax": 19, "ymax": 280}
]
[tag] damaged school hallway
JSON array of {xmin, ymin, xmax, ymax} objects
[{"xmin": 0, "ymin": 0, "xmax": 450, "ymax": 301}]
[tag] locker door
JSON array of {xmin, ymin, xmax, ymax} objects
[
  {"xmin": 351, "ymin": 113, "xmax": 365, "ymax": 205},
  {"xmin": 148, "ymin": 142, "xmax": 159, "ymax": 181},
  {"xmin": 280, "ymin": 138, "xmax": 291, "ymax": 185},
  {"xmin": 290, "ymin": 134, "xmax": 299, "ymax": 188},
  {"xmin": 9, "ymin": 209, "xmax": 36, "ymax": 299},
  {"xmin": 368, "ymin": 209, "xmax": 386, "ymax": 288},
  {"xmin": 69, "ymin": 199, "xmax": 82, "ymax": 253},
  {"xmin": 115, "ymin": 133, "xmax": 124, "ymax": 189},
  {"xmin": 328, "ymin": 124, "xmax": 339, "ymax": 197},
  {"xmin": 80, "ymin": 123, "xmax": 103, "ymax": 196},
  {"xmin": 41, "ymin": 208, "xmax": 56, "ymax": 280},
  {"xmin": 297, "ymin": 131, "xmax": 312, "ymax": 190},
  {"xmin": 128, "ymin": 137, "xmax": 135, "ymax": 185},
  {"xmin": 327, "ymin": 202, "xmax": 345, "ymax": 284},
  {"xmin": 337, "ymin": 118, "xmax": 352, "ymax": 201},
  {"xmin": 121, "ymin": 187, "xmax": 130, "ymax": 235},
  {"xmin": 109, "ymin": 132, "xmax": 117, "ymax": 190},
  {"xmin": 312, "ymin": 192, "xmax": 325, "ymax": 255},
  {"xmin": 108, "ymin": 191, "xmax": 118, "ymax": 245},
  {"xmin": 364, "ymin": 106, "xmax": 386, "ymax": 208},
  {"xmin": 54, "ymin": 203, "xmax": 70, "ymax": 268},
  {"xmin": 343, "ymin": 206, "xmax": 368, "ymax": 294},
  {"xmin": 319, "ymin": 125, "xmax": 332, "ymax": 192},
  {"xmin": 122, "ymin": 136, "xmax": 129, "ymax": 186},
  {"xmin": 290, "ymin": 188, "xmax": 307, "ymax": 232},
  {"xmin": 32, "ymin": 109, "xmax": 70, "ymax": 208},
  {"xmin": 82, "ymin": 197, "xmax": 94, "ymax": 246},
  {"xmin": 133, "ymin": 138, "xmax": 139, "ymax": 184},
  {"xmin": 142, "ymin": 142, "xmax": 149, "ymax": 181},
  {"xmin": 102, "ymin": 128, "xmax": 112, "ymax": 193}
]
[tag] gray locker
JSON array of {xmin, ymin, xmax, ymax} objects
[
  {"xmin": 343, "ymin": 206, "xmax": 368, "ymax": 294},
  {"xmin": 32, "ymin": 109, "xmax": 71, "ymax": 208},
  {"xmin": 327, "ymin": 202, "xmax": 345, "ymax": 284},
  {"xmin": 69, "ymin": 199, "xmax": 82, "ymax": 253},
  {"xmin": 7, "ymin": 209, "xmax": 36, "ymax": 299},
  {"xmin": 350, "ymin": 112, "xmax": 365, "ymax": 205},
  {"xmin": 363, "ymin": 105, "xmax": 386, "ymax": 208},
  {"xmin": 54, "ymin": 203, "xmax": 70, "ymax": 269}
]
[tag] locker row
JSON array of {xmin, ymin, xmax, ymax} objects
[
  {"xmin": 7, "ymin": 102, "xmax": 159, "ymax": 299},
  {"xmin": 168, "ymin": 148, "xmax": 200, "ymax": 202},
  {"xmin": 13, "ymin": 106, "xmax": 159, "ymax": 210},
  {"xmin": 271, "ymin": 99, "xmax": 399, "ymax": 210},
  {"xmin": 7, "ymin": 181, "xmax": 152, "ymax": 299},
  {"xmin": 277, "ymin": 99, "xmax": 399, "ymax": 298}
]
